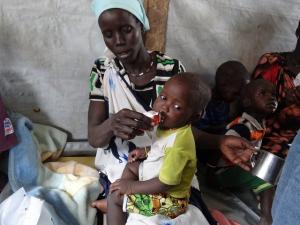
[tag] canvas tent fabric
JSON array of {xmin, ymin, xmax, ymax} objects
[{"xmin": 0, "ymin": 0, "xmax": 299, "ymax": 139}]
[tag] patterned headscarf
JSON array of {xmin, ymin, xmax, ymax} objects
[{"xmin": 91, "ymin": 0, "xmax": 150, "ymax": 31}]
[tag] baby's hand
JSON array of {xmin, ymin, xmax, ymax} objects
[
  {"xmin": 110, "ymin": 179, "xmax": 135, "ymax": 195},
  {"xmin": 128, "ymin": 148, "xmax": 147, "ymax": 163}
]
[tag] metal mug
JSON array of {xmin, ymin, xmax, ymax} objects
[{"xmin": 250, "ymin": 149, "xmax": 285, "ymax": 185}]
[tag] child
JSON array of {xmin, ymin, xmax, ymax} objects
[
  {"xmin": 210, "ymin": 79, "xmax": 277, "ymax": 225},
  {"xmin": 106, "ymin": 73, "xmax": 211, "ymax": 224},
  {"xmin": 196, "ymin": 60, "xmax": 249, "ymax": 134}
]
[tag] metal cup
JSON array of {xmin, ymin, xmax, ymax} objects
[{"xmin": 250, "ymin": 149, "xmax": 285, "ymax": 185}]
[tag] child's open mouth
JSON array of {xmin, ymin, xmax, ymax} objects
[{"xmin": 158, "ymin": 111, "xmax": 166, "ymax": 124}]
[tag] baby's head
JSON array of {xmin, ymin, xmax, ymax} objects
[
  {"xmin": 215, "ymin": 61, "xmax": 249, "ymax": 102},
  {"xmin": 241, "ymin": 79, "xmax": 277, "ymax": 117},
  {"xmin": 153, "ymin": 73, "xmax": 211, "ymax": 129}
]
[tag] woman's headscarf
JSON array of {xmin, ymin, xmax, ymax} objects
[{"xmin": 91, "ymin": 0, "xmax": 150, "ymax": 31}]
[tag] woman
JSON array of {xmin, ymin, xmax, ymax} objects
[
  {"xmin": 252, "ymin": 20, "xmax": 300, "ymax": 158},
  {"xmin": 88, "ymin": 0, "xmax": 254, "ymax": 217}
]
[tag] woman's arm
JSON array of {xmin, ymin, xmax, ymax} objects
[
  {"xmin": 88, "ymin": 101, "xmax": 153, "ymax": 148},
  {"xmin": 88, "ymin": 101, "xmax": 113, "ymax": 148},
  {"xmin": 192, "ymin": 127, "xmax": 254, "ymax": 170}
]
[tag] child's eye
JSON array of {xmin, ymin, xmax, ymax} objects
[{"xmin": 174, "ymin": 104, "xmax": 181, "ymax": 110}]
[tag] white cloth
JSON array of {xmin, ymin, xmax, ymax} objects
[
  {"xmin": 0, "ymin": 188, "xmax": 66, "ymax": 225},
  {"xmin": 126, "ymin": 205, "xmax": 210, "ymax": 225},
  {"xmin": 94, "ymin": 55, "xmax": 154, "ymax": 183}
]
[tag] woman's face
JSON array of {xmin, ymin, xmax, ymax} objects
[{"xmin": 99, "ymin": 9, "xmax": 144, "ymax": 63}]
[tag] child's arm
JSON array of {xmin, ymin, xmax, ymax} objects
[{"xmin": 110, "ymin": 178, "xmax": 171, "ymax": 195}]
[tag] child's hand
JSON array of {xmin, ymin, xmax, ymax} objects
[
  {"xmin": 110, "ymin": 179, "xmax": 135, "ymax": 195},
  {"xmin": 128, "ymin": 148, "xmax": 148, "ymax": 163}
]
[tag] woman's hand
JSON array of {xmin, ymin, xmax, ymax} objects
[
  {"xmin": 128, "ymin": 148, "xmax": 148, "ymax": 163},
  {"xmin": 88, "ymin": 101, "xmax": 153, "ymax": 147},
  {"xmin": 193, "ymin": 128, "xmax": 255, "ymax": 170},
  {"xmin": 219, "ymin": 135, "xmax": 255, "ymax": 171},
  {"xmin": 110, "ymin": 109, "xmax": 153, "ymax": 140}
]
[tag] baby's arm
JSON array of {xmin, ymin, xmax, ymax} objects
[
  {"xmin": 130, "ymin": 178, "xmax": 171, "ymax": 194},
  {"xmin": 110, "ymin": 177, "xmax": 171, "ymax": 195}
]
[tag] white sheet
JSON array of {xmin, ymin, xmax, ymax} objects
[{"xmin": 126, "ymin": 205, "xmax": 210, "ymax": 225}]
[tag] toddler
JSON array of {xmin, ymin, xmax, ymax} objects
[
  {"xmin": 107, "ymin": 73, "xmax": 211, "ymax": 224},
  {"xmin": 211, "ymin": 79, "xmax": 277, "ymax": 225}
]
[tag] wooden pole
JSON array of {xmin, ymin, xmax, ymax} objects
[{"xmin": 144, "ymin": 0, "xmax": 170, "ymax": 52}]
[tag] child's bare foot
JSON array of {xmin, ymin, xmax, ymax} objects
[{"xmin": 91, "ymin": 199, "xmax": 107, "ymax": 213}]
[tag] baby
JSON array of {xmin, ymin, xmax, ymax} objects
[
  {"xmin": 107, "ymin": 73, "xmax": 211, "ymax": 224},
  {"xmin": 211, "ymin": 79, "xmax": 277, "ymax": 225}
]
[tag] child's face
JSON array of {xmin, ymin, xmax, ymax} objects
[
  {"xmin": 152, "ymin": 79, "xmax": 195, "ymax": 129},
  {"xmin": 251, "ymin": 82, "xmax": 277, "ymax": 115}
]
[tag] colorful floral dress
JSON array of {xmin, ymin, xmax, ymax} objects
[{"xmin": 252, "ymin": 53, "xmax": 300, "ymax": 158}]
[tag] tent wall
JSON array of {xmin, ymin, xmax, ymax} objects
[{"xmin": 0, "ymin": 0, "xmax": 299, "ymax": 139}]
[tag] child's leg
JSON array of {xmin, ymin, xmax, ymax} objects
[
  {"xmin": 121, "ymin": 161, "xmax": 140, "ymax": 180},
  {"xmin": 106, "ymin": 162, "xmax": 140, "ymax": 224},
  {"xmin": 259, "ymin": 187, "xmax": 275, "ymax": 225},
  {"xmin": 107, "ymin": 190, "xmax": 126, "ymax": 225},
  {"xmin": 92, "ymin": 162, "xmax": 140, "ymax": 213}
]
